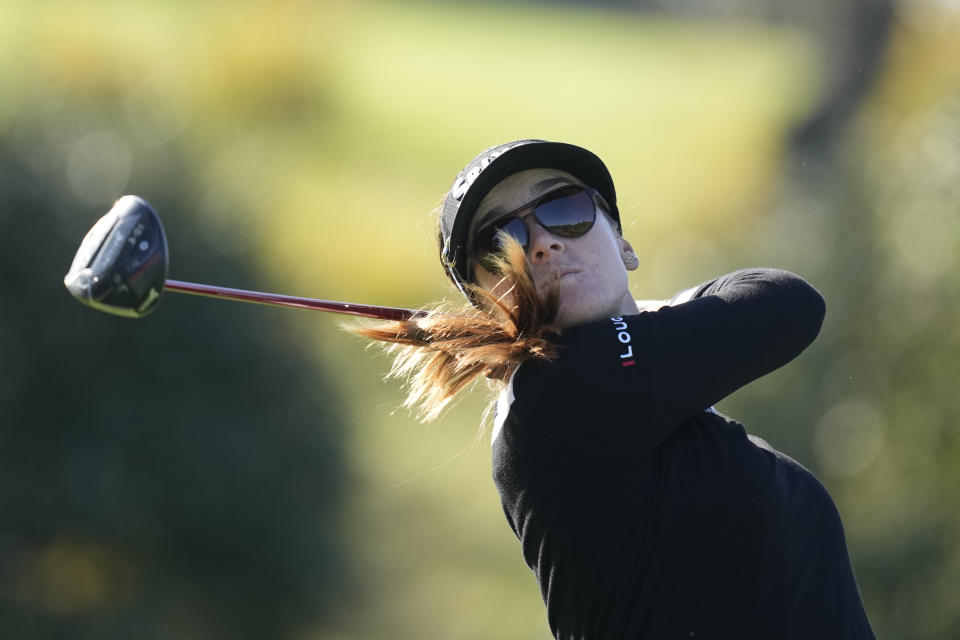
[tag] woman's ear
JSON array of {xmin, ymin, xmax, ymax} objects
[{"xmin": 619, "ymin": 236, "xmax": 639, "ymax": 271}]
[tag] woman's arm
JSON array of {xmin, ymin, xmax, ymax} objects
[{"xmin": 509, "ymin": 268, "xmax": 826, "ymax": 451}]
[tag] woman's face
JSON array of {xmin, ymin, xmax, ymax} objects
[{"xmin": 470, "ymin": 169, "xmax": 640, "ymax": 328}]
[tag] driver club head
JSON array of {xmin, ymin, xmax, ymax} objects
[{"xmin": 64, "ymin": 195, "xmax": 169, "ymax": 318}]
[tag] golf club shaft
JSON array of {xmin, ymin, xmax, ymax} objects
[{"xmin": 165, "ymin": 279, "xmax": 418, "ymax": 320}]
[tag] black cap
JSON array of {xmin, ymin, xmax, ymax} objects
[{"xmin": 439, "ymin": 139, "xmax": 618, "ymax": 296}]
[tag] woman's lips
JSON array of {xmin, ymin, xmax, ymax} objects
[{"xmin": 536, "ymin": 268, "xmax": 580, "ymax": 291}]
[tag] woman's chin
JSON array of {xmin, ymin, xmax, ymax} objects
[{"xmin": 553, "ymin": 303, "xmax": 606, "ymax": 329}]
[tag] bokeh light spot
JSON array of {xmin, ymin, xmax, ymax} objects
[
  {"xmin": 813, "ymin": 398, "xmax": 885, "ymax": 477},
  {"xmin": 66, "ymin": 130, "xmax": 132, "ymax": 206}
]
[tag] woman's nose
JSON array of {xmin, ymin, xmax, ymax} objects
[{"xmin": 526, "ymin": 219, "xmax": 565, "ymax": 263}]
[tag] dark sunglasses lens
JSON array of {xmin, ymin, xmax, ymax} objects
[
  {"xmin": 497, "ymin": 217, "xmax": 529, "ymax": 249},
  {"xmin": 474, "ymin": 217, "xmax": 529, "ymax": 268},
  {"xmin": 534, "ymin": 188, "xmax": 596, "ymax": 237}
]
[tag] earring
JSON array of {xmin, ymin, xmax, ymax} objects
[{"xmin": 624, "ymin": 255, "xmax": 639, "ymax": 269}]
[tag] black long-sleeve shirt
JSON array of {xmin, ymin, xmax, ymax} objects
[{"xmin": 491, "ymin": 268, "xmax": 874, "ymax": 639}]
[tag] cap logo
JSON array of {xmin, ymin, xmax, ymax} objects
[{"xmin": 450, "ymin": 142, "xmax": 524, "ymax": 202}]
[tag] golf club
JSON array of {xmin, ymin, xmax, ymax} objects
[{"xmin": 64, "ymin": 195, "xmax": 418, "ymax": 321}]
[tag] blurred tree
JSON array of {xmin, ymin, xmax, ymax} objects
[{"xmin": 0, "ymin": 109, "xmax": 352, "ymax": 639}]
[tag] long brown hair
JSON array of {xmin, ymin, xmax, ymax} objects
[{"xmin": 347, "ymin": 237, "xmax": 560, "ymax": 422}]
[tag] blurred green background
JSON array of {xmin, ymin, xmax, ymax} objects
[{"xmin": 2, "ymin": 0, "xmax": 959, "ymax": 638}]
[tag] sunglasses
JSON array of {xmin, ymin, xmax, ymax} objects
[{"xmin": 471, "ymin": 185, "xmax": 608, "ymax": 269}]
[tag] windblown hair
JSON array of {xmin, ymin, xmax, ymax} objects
[{"xmin": 348, "ymin": 237, "xmax": 561, "ymax": 422}]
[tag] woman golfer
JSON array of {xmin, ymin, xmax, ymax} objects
[{"xmin": 355, "ymin": 140, "xmax": 875, "ymax": 639}]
